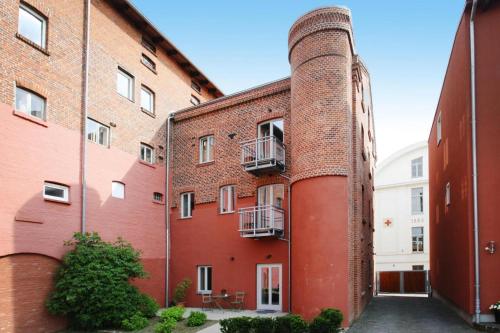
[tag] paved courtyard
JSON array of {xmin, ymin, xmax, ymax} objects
[{"xmin": 348, "ymin": 296, "xmax": 479, "ymax": 333}]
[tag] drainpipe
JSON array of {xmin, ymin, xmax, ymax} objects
[
  {"xmin": 469, "ymin": 0, "xmax": 481, "ymax": 323},
  {"xmin": 165, "ymin": 114, "xmax": 174, "ymax": 306},
  {"xmin": 81, "ymin": 0, "xmax": 91, "ymax": 234},
  {"xmin": 279, "ymin": 174, "xmax": 292, "ymax": 313}
]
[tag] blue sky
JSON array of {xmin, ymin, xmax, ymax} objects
[{"xmin": 130, "ymin": 1, "xmax": 464, "ymax": 161}]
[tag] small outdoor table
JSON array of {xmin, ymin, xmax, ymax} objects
[{"xmin": 211, "ymin": 294, "xmax": 232, "ymax": 310}]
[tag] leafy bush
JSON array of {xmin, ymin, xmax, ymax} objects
[
  {"xmin": 155, "ymin": 316, "xmax": 177, "ymax": 333},
  {"xmin": 46, "ymin": 232, "xmax": 152, "ymax": 330},
  {"xmin": 186, "ymin": 311, "xmax": 207, "ymax": 327},
  {"xmin": 121, "ymin": 312, "xmax": 149, "ymax": 331},
  {"xmin": 309, "ymin": 308, "xmax": 343, "ymax": 333},
  {"xmin": 173, "ymin": 278, "xmax": 192, "ymax": 304},
  {"xmin": 252, "ymin": 317, "xmax": 275, "ymax": 333},
  {"xmin": 139, "ymin": 294, "xmax": 160, "ymax": 318},
  {"xmin": 161, "ymin": 306, "xmax": 185, "ymax": 322},
  {"xmin": 275, "ymin": 314, "xmax": 309, "ymax": 333},
  {"xmin": 220, "ymin": 316, "xmax": 252, "ymax": 333}
]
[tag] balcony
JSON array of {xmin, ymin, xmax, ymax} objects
[
  {"xmin": 238, "ymin": 205, "xmax": 284, "ymax": 238},
  {"xmin": 240, "ymin": 136, "xmax": 285, "ymax": 175}
]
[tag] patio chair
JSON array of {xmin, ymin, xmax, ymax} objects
[
  {"xmin": 201, "ymin": 294, "xmax": 214, "ymax": 310},
  {"xmin": 231, "ymin": 291, "xmax": 245, "ymax": 310}
]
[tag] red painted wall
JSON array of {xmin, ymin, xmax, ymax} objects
[
  {"xmin": 291, "ymin": 176, "xmax": 349, "ymax": 322},
  {"xmin": 170, "ymin": 196, "xmax": 289, "ymax": 311}
]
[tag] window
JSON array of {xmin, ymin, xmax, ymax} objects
[
  {"xmin": 140, "ymin": 86, "xmax": 154, "ymax": 113},
  {"xmin": 412, "ymin": 265, "xmax": 424, "ymax": 271},
  {"xmin": 190, "ymin": 94, "xmax": 200, "ymax": 106},
  {"xmin": 141, "ymin": 54, "xmax": 156, "ymax": 71},
  {"xmin": 412, "ymin": 227, "xmax": 424, "ymax": 252},
  {"xmin": 191, "ymin": 81, "xmax": 201, "ymax": 94},
  {"xmin": 199, "ymin": 136, "xmax": 214, "ymax": 163},
  {"xmin": 153, "ymin": 192, "xmax": 163, "ymax": 202},
  {"xmin": 220, "ymin": 185, "xmax": 235, "ymax": 213},
  {"xmin": 117, "ymin": 68, "xmax": 134, "ymax": 100},
  {"xmin": 257, "ymin": 184, "xmax": 284, "ymax": 208},
  {"xmin": 112, "ymin": 181, "xmax": 125, "ymax": 199},
  {"xmin": 411, "ymin": 187, "xmax": 424, "ymax": 215},
  {"xmin": 43, "ymin": 182, "xmax": 69, "ymax": 202},
  {"xmin": 411, "ymin": 157, "xmax": 423, "ymax": 178},
  {"xmin": 15, "ymin": 87, "xmax": 46, "ymax": 120},
  {"xmin": 437, "ymin": 112, "xmax": 442, "ymax": 145},
  {"xmin": 141, "ymin": 36, "xmax": 156, "ymax": 54},
  {"xmin": 445, "ymin": 182, "xmax": 451, "ymax": 206},
  {"xmin": 18, "ymin": 4, "xmax": 46, "ymax": 48},
  {"xmin": 86, "ymin": 118, "xmax": 110, "ymax": 147},
  {"xmin": 140, "ymin": 143, "xmax": 155, "ymax": 164},
  {"xmin": 181, "ymin": 192, "xmax": 194, "ymax": 218},
  {"xmin": 197, "ymin": 266, "xmax": 212, "ymax": 294}
]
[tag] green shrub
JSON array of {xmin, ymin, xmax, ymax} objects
[
  {"xmin": 275, "ymin": 314, "xmax": 308, "ymax": 333},
  {"xmin": 121, "ymin": 312, "xmax": 149, "ymax": 331},
  {"xmin": 309, "ymin": 308, "xmax": 343, "ymax": 333},
  {"xmin": 252, "ymin": 317, "xmax": 275, "ymax": 333},
  {"xmin": 173, "ymin": 278, "xmax": 192, "ymax": 304},
  {"xmin": 220, "ymin": 316, "xmax": 252, "ymax": 333},
  {"xmin": 139, "ymin": 294, "xmax": 160, "ymax": 318},
  {"xmin": 161, "ymin": 306, "xmax": 185, "ymax": 322},
  {"xmin": 155, "ymin": 316, "xmax": 177, "ymax": 333},
  {"xmin": 186, "ymin": 311, "xmax": 207, "ymax": 327},
  {"xmin": 46, "ymin": 232, "xmax": 150, "ymax": 330}
]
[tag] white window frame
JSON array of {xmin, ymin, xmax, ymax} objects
[
  {"xmin": 220, "ymin": 185, "xmax": 235, "ymax": 214},
  {"xmin": 437, "ymin": 112, "xmax": 442, "ymax": 145},
  {"xmin": 141, "ymin": 54, "xmax": 156, "ymax": 71},
  {"xmin": 412, "ymin": 227, "xmax": 424, "ymax": 253},
  {"xmin": 411, "ymin": 187, "xmax": 424, "ymax": 215},
  {"xmin": 197, "ymin": 266, "xmax": 212, "ymax": 294},
  {"xmin": 86, "ymin": 118, "xmax": 110, "ymax": 147},
  {"xmin": 445, "ymin": 182, "xmax": 451, "ymax": 206},
  {"xmin": 180, "ymin": 192, "xmax": 194, "ymax": 218},
  {"xmin": 43, "ymin": 182, "xmax": 69, "ymax": 203},
  {"xmin": 15, "ymin": 86, "xmax": 46, "ymax": 120},
  {"xmin": 117, "ymin": 67, "xmax": 134, "ymax": 100},
  {"xmin": 199, "ymin": 135, "xmax": 214, "ymax": 163},
  {"xmin": 18, "ymin": 4, "xmax": 47, "ymax": 48},
  {"xmin": 411, "ymin": 157, "xmax": 423, "ymax": 178},
  {"xmin": 140, "ymin": 85, "xmax": 154, "ymax": 113},
  {"xmin": 140, "ymin": 143, "xmax": 155, "ymax": 164},
  {"xmin": 112, "ymin": 181, "xmax": 125, "ymax": 199}
]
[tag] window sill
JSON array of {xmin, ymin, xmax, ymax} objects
[
  {"xmin": 13, "ymin": 110, "xmax": 48, "ymax": 127},
  {"xmin": 16, "ymin": 33, "xmax": 50, "ymax": 56},
  {"xmin": 118, "ymin": 92, "xmax": 134, "ymax": 103},
  {"xmin": 15, "ymin": 216, "xmax": 44, "ymax": 224},
  {"xmin": 219, "ymin": 211, "xmax": 235, "ymax": 215},
  {"xmin": 44, "ymin": 198, "xmax": 71, "ymax": 205},
  {"xmin": 179, "ymin": 216, "xmax": 192, "ymax": 220},
  {"xmin": 197, "ymin": 161, "xmax": 215, "ymax": 167},
  {"xmin": 153, "ymin": 200, "xmax": 165, "ymax": 205},
  {"xmin": 139, "ymin": 160, "xmax": 156, "ymax": 168},
  {"xmin": 196, "ymin": 291, "xmax": 212, "ymax": 295},
  {"xmin": 141, "ymin": 107, "xmax": 156, "ymax": 118}
]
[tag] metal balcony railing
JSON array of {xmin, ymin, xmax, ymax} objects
[
  {"xmin": 240, "ymin": 136, "xmax": 285, "ymax": 174},
  {"xmin": 238, "ymin": 205, "xmax": 284, "ymax": 238}
]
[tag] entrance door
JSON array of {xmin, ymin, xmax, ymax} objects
[{"xmin": 257, "ymin": 264, "xmax": 282, "ymax": 311}]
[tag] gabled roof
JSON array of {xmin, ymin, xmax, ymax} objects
[{"xmin": 108, "ymin": 0, "xmax": 223, "ymax": 98}]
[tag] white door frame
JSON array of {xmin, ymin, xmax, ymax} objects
[{"xmin": 256, "ymin": 263, "xmax": 282, "ymax": 311}]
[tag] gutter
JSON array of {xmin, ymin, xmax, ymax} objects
[
  {"xmin": 81, "ymin": 0, "xmax": 91, "ymax": 233},
  {"xmin": 469, "ymin": 0, "xmax": 481, "ymax": 323},
  {"xmin": 165, "ymin": 114, "xmax": 174, "ymax": 306}
]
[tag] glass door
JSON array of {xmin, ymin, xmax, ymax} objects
[
  {"xmin": 257, "ymin": 264, "xmax": 282, "ymax": 311},
  {"xmin": 257, "ymin": 119, "xmax": 283, "ymax": 160}
]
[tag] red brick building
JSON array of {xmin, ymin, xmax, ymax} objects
[
  {"xmin": 428, "ymin": 0, "xmax": 500, "ymax": 324},
  {"xmin": 0, "ymin": 2, "xmax": 375, "ymax": 332}
]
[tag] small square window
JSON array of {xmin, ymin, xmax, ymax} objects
[
  {"xmin": 199, "ymin": 136, "xmax": 214, "ymax": 163},
  {"xmin": 141, "ymin": 54, "xmax": 156, "ymax": 72},
  {"xmin": 412, "ymin": 265, "xmax": 424, "ymax": 271},
  {"xmin": 191, "ymin": 81, "xmax": 201, "ymax": 94},
  {"xmin": 140, "ymin": 86, "xmax": 154, "ymax": 113},
  {"xmin": 43, "ymin": 182, "xmax": 69, "ymax": 202},
  {"xmin": 117, "ymin": 68, "xmax": 134, "ymax": 100},
  {"xmin": 197, "ymin": 265, "xmax": 212, "ymax": 294},
  {"xmin": 190, "ymin": 94, "xmax": 200, "ymax": 106},
  {"xmin": 153, "ymin": 192, "xmax": 163, "ymax": 202},
  {"xmin": 220, "ymin": 185, "xmax": 235, "ymax": 213},
  {"xmin": 18, "ymin": 4, "xmax": 46, "ymax": 48},
  {"xmin": 112, "ymin": 181, "xmax": 125, "ymax": 199},
  {"xmin": 181, "ymin": 192, "xmax": 194, "ymax": 218},
  {"xmin": 86, "ymin": 118, "xmax": 110, "ymax": 147},
  {"xmin": 15, "ymin": 87, "xmax": 46, "ymax": 120},
  {"xmin": 140, "ymin": 143, "xmax": 155, "ymax": 164}
]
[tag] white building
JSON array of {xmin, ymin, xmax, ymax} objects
[{"xmin": 374, "ymin": 142, "xmax": 429, "ymax": 272}]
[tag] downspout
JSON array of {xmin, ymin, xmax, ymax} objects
[
  {"xmin": 469, "ymin": 0, "xmax": 481, "ymax": 323},
  {"xmin": 279, "ymin": 174, "xmax": 292, "ymax": 313},
  {"xmin": 165, "ymin": 114, "xmax": 174, "ymax": 306},
  {"xmin": 81, "ymin": 0, "xmax": 91, "ymax": 234}
]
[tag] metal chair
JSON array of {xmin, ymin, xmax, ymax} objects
[
  {"xmin": 201, "ymin": 294, "xmax": 214, "ymax": 310},
  {"xmin": 231, "ymin": 291, "xmax": 245, "ymax": 310}
]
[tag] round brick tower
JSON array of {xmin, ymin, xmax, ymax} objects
[{"xmin": 288, "ymin": 7, "xmax": 354, "ymax": 321}]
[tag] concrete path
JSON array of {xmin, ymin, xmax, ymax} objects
[{"xmin": 348, "ymin": 296, "xmax": 479, "ymax": 333}]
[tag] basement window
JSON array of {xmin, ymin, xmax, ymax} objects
[{"xmin": 43, "ymin": 182, "xmax": 69, "ymax": 203}]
